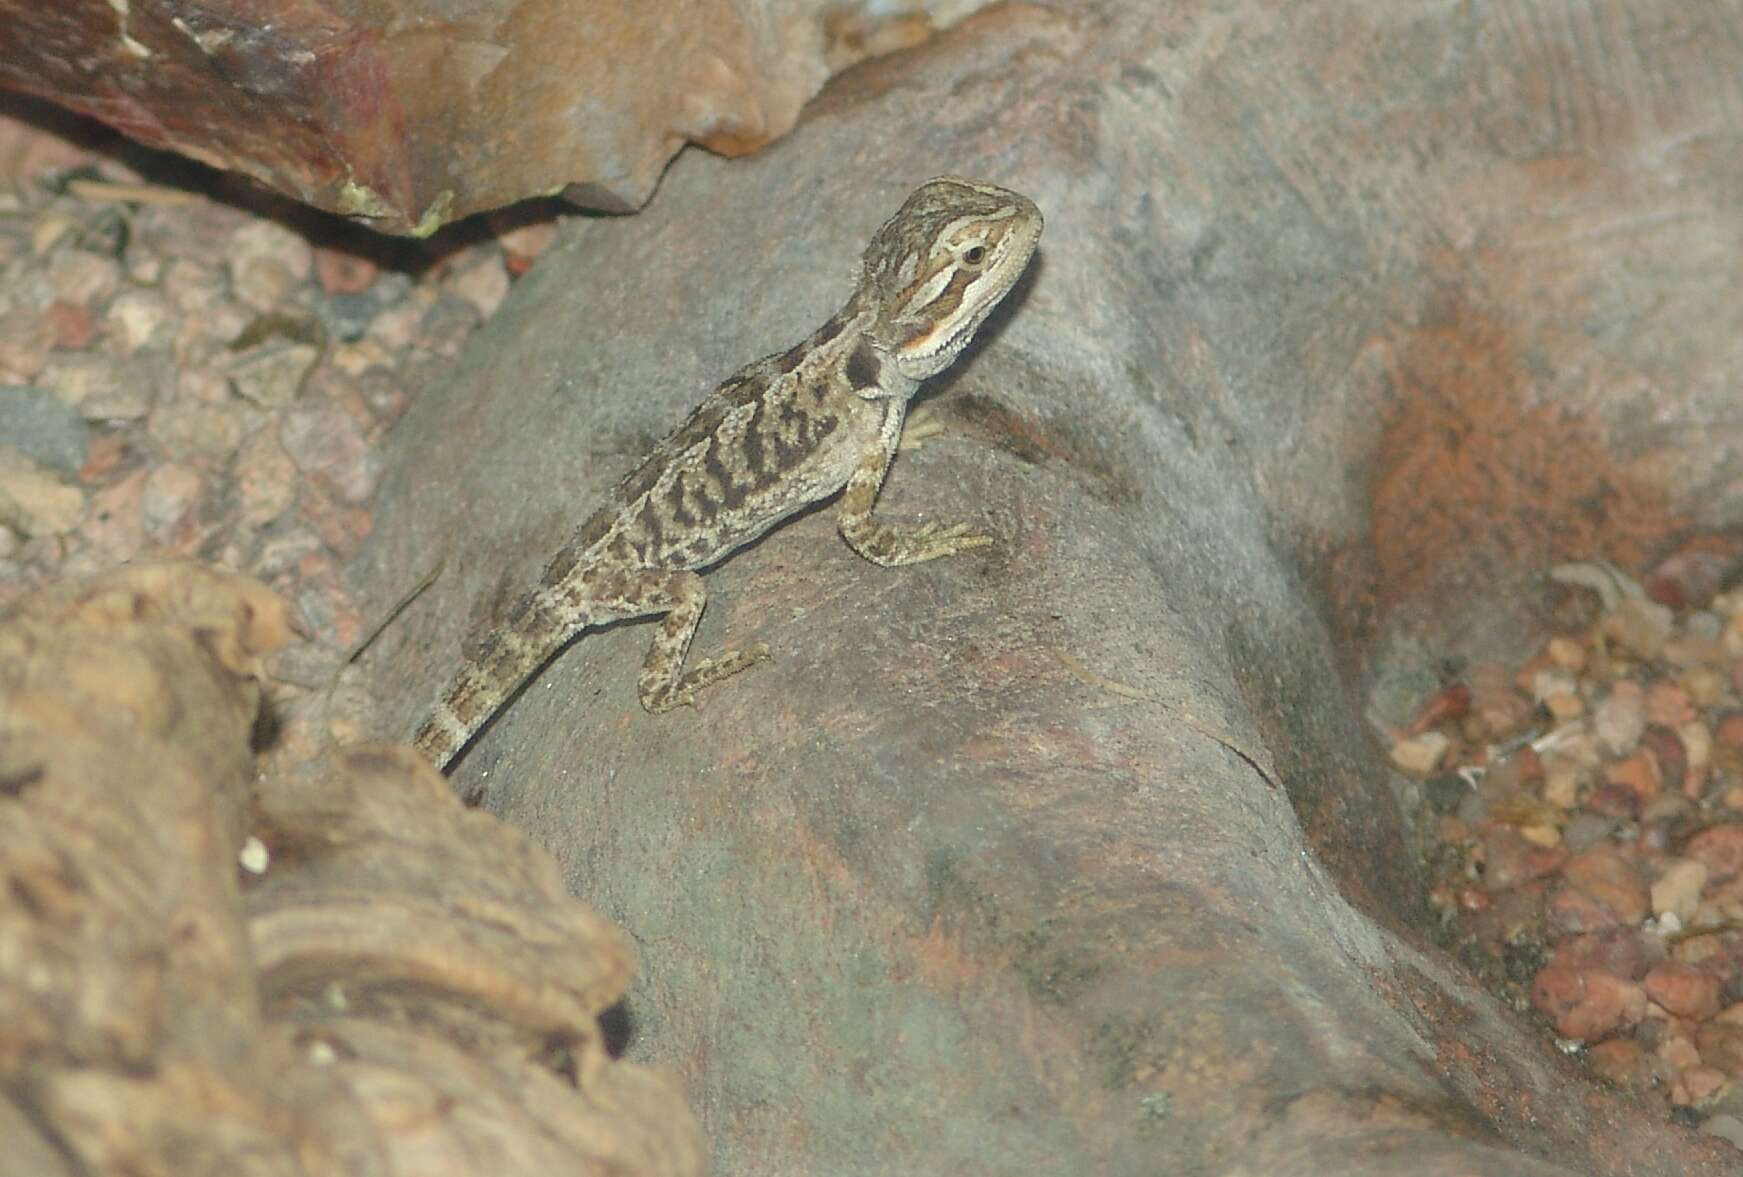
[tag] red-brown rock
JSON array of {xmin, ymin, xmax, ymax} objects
[
  {"xmin": 1645, "ymin": 538, "xmax": 1742, "ymax": 610},
  {"xmin": 1587, "ymin": 1038, "xmax": 1660, "ymax": 1090},
  {"xmin": 0, "ymin": 1, "xmax": 981, "ymax": 234},
  {"xmin": 313, "ymin": 248, "xmax": 379, "ymax": 296},
  {"xmin": 1605, "ymin": 748, "xmax": 1663, "ymax": 803},
  {"xmin": 1696, "ymin": 1020, "xmax": 1743, "ymax": 1078},
  {"xmin": 1645, "ymin": 681, "xmax": 1696, "ymax": 728},
  {"xmin": 1585, "ymin": 783, "xmax": 1643, "ymax": 819},
  {"xmin": 1546, "ymin": 885, "xmax": 1622, "ymax": 935},
  {"xmin": 1551, "ymin": 931, "xmax": 1650, "ymax": 981},
  {"xmin": 1560, "ymin": 846, "xmax": 1651, "ymax": 925},
  {"xmin": 1531, "ymin": 965, "xmax": 1648, "ymax": 1041},
  {"xmin": 1680, "ymin": 1065, "xmax": 1728, "ymax": 1103},
  {"xmin": 1479, "ymin": 824, "xmax": 1565, "ymax": 891},
  {"xmin": 1643, "ymin": 962, "xmax": 1723, "ymax": 1021},
  {"xmin": 44, "ymin": 300, "xmax": 95, "ymax": 350},
  {"xmin": 1687, "ymin": 824, "xmax": 1743, "ymax": 882},
  {"xmin": 1715, "ymin": 712, "xmax": 1743, "ymax": 751}
]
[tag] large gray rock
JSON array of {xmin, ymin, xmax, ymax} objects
[{"xmin": 358, "ymin": 1, "xmax": 1743, "ymax": 1172}]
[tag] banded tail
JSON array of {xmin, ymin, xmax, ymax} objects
[{"xmin": 412, "ymin": 588, "xmax": 587, "ymax": 768}]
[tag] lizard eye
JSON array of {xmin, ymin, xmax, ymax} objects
[{"xmin": 962, "ymin": 245, "xmax": 987, "ymax": 267}]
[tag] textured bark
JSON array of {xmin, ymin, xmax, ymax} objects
[
  {"xmin": 0, "ymin": 562, "xmax": 702, "ymax": 1177},
  {"xmin": 358, "ymin": 0, "xmax": 1743, "ymax": 1173},
  {"xmin": 0, "ymin": 0, "xmax": 980, "ymax": 234}
]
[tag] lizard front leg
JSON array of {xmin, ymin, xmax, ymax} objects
[
  {"xmin": 836, "ymin": 436, "xmax": 993, "ymax": 567},
  {"xmin": 630, "ymin": 568, "xmax": 771, "ymax": 712}
]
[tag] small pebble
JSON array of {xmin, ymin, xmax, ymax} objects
[
  {"xmin": 1547, "ymin": 636, "xmax": 1588, "ymax": 671},
  {"xmin": 1561, "ymin": 816, "xmax": 1610, "ymax": 850},
  {"xmin": 365, "ymin": 301, "xmax": 422, "ymax": 352},
  {"xmin": 495, "ymin": 218, "xmax": 559, "ymax": 264},
  {"xmin": 1715, "ymin": 713, "xmax": 1743, "ymax": 751},
  {"xmin": 1542, "ymin": 760, "xmax": 1583, "ymax": 809},
  {"xmin": 1544, "ymin": 691, "xmax": 1584, "ymax": 721},
  {"xmin": 227, "ymin": 220, "xmax": 314, "ymax": 288},
  {"xmin": 316, "ymin": 292, "xmax": 380, "ymax": 342},
  {"xmin": 38, "ymin": 352, "xmax": 142, "ymax": 419},
  {"xmin": 1604, "ymin": 750, "xmax": 1661, "ymax": 803},
  {"xmin": 1678, "ymin": 721, "xmax": 1712, "ymax": 796},
  {"xmin": 1651, "ymin": 858, "xmax": 1710, "ymax": 923},
  {"xmin": 0, "ymin": 307, "xmax": 57, "ymax": 381},
  {"xmin": 1647, "ymin": 681, "xmax": 1696, "ymax": 727},
  {"xmin": 1391, "ymin": 731, "xmax": 1448, "ymax": 776},
  {"xmin": 1696, "ymin": 1020, "xmax": 1743, "ymax": 1078},
  {"xmin": 0, "ymin": 445, "xmax": 84, "ymax": 536},
  {"xmin": 45, "ymin": 300, "xmax": 95, "ymax": 349},
  {"xmin": 45, "ymin": 249, "xmax": 120, "ymax": 306},
  {"xmin": 296, "ymin": 486, "xmax": 373, "ymax": 561},
  {"xmin": 1531, "ymin": 965, "xmax": 1647, "ymax": 1041},
  {"xmin": 1548, "ymin": 886, "xmax": 1624, "ymax": 934},
  {"xmin": 1588, "ymin": 1038, "xmax": 1655, "ymax": 1088},
  {"xmin": 1682, "ymin": 667, "xmax": 1727, "ymax": 706},
  {"xmin": 313, "ymin": 247, "xmax": 379, "ymax": 295},
  {"xmin": 233, "ymin": 256, "xmax": 301, "ymax": 312},
  {"xmin": 1595, "ymin": 681, "xmax": 1647, "ymax": 755},
  {"xmin": 252, "ymin": 526, "xmax": 324, "ymax": 578},
  {"xmin": 125, "ymin": 248, "xmax": 163, "ymax": 286},
  {"xmin": 233, "ymin": 426, "xmax": 298, "ymax": 526},
  {"xmin": 1681, "ymin": 1066, "xmax": 1729, "ymax": 1104},
  {"xmin": 1658, "ymin": 1034, "xmax": 1703, "ymax": 1073},
  {"xmin": 1686, "ymin": 826, "xmax": 1743, "ymax": 882},
  {"xmin": 0, "ymin": 384, "xmax": 89, "ymax": 474},
  {"xmin": 147, "ymin": 397, "xmax": 246, "ymax": 462},
  {"xmin": 446, "ymin": 255, "xmax": 511, "ymax": 319},
  {"xmin": 1531, "ymin": 667, "xmax": 1579, "ymax": 707},
  {"xmin": 1465, "ymin": 662, "xmax": 1534, "ymax": 739},
  {"xmin": 162, "ymin": 257, "xmax": 227, "ymax": 314},
  {"xmin": 1562, "ymin": 846, "xmax": 1650, "ymax": 924},
  {"xmin": 141, "ymin": 462, "xmax": 203, "ymax": 539},
  {"xmin": 1644, "ymin": 962, "xmax": 1722, "ymax": 1021},
  {"xmin": 278, "ymin": 400, "xmax": 380, "ymax": 504},
  {"xmin": 225, "ymin": 340, "xmax": 319, "ymax": 409},
  {"xmin": 419, "ymin": 294, "xmax": 483, "ymax": 358},
  {"xmin": 1519, "ymin": 823, "xmax": 1561, "ymax": 849},
  {"xmin": 31, "ymin": 211, "xmax": 76, "ymax": 256},
  {"xmin": 1603, "ymin": 597, "xmax": 1675, "ymax": 660},
  {"xmin": 106, "ymin": 288, "xmax": 176, "ymax": 355},
  {"xmin": 79, "ymin": 466, "xmax": 147, "ymax": 561}
]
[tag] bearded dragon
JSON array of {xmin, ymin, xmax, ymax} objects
[{"xmin": 414, "ymin": 177, "xmax": 1042, "ymax": 767}]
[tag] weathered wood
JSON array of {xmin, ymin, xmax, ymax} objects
[{"xmin": 0, "ymin": 562, "xmax": 702, "ymax": 1176}]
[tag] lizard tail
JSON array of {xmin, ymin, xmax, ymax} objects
[{"xmin": 412, "ymin": 589, "xmax": 587, "ymax": 769}]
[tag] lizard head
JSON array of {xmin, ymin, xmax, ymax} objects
[{"xmin": 859, "ymin": 177, "xmax": 1043, "ymax": 380}]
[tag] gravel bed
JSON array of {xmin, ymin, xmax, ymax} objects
[
  {"xmin": 1391, "ymin": 547, "xmax": 1743, "ymax": 1149},
  {"xmin": 0, "ymin": 103, "xmax": 559, "ymax": 744}
]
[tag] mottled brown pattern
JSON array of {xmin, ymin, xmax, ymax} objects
[
  {"xmin": 414, "ymin": 178, "xmax": 1042, "ymax": 768},
  {"xmin": 845, "ymin": 342, "xmax": 881, "ymax": 391}
]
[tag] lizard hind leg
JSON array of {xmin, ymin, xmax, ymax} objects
[{"xmin": 633, "ymin": 568, "xmax": 770, "ymax": 713}]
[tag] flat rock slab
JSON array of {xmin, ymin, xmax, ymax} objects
[
  {"xmin": 0, "ymin": 0, "xmax": 985, "ymax": 233},
  {"xmin": 358, "ymin": 1, "xmax": 1743, "ymax": 1172}
]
